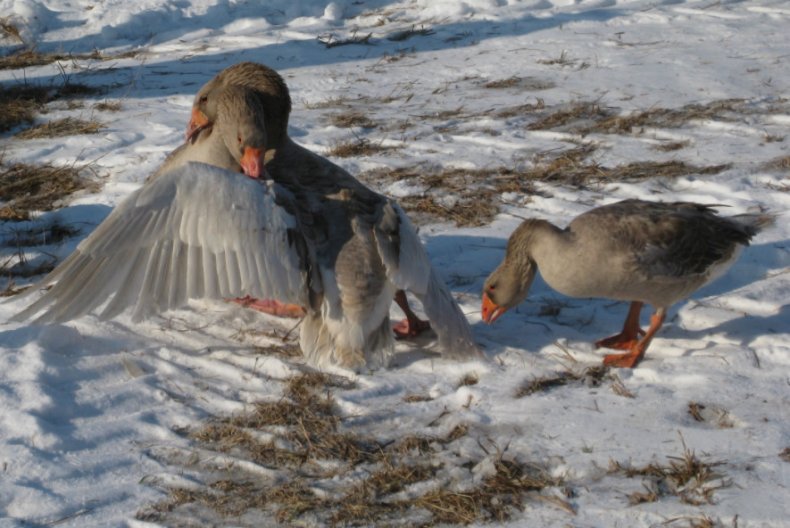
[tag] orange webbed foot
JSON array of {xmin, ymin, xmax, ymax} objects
[
  {"xmin": 602, "ymin": 347, "xmax": 644, "ymax": 368},
  {"xmin": 230, "ymin": 296, "xmax": 305, "ymax": 318},
  {"xmin": 595, "ymin": 329, "xmax": 646, "ymax": 350},
  {"xmin": 393, "ymin": 318, "xmax": 431, "ymax": 339}
]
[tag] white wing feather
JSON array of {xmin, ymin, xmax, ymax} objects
[
  {"xmin": 376, "ymin": 202, "xmax": 482, "ymax": 360},
  {"xmin": 14, "ymin": 162, "xmax": 313, "ymax": 324}
]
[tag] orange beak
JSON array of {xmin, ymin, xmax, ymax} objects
[
  {"xmin": 186, "ymin": 107, "xmax": 210, "ymax": 143},
  {"xmin": 240, "ymin": 146, "xmax": 264, "ymax": 179},
  {"xmin": 481, "ymin": 292, "xmax": 506, "ymax": 324}
]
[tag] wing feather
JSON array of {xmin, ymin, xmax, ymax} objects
[{"xmin": 13, "ymin": 162, "xmax": 314, "ymax": 324}]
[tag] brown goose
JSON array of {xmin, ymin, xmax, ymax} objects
[
  {"xmin": 187, "ymin": 62, "xmax": 431, "ymax": 337},
  {"xmin": 15, "ymin": 85, "xmax": 482, "ymax": 370},
  {"xmin": 481, "ymin": 200, "xmax": 774, "ymax": 368}
]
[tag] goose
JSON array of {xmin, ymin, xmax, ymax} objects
[
  {"xmin": 14, "ymin": 85, "xmax": 482, "ymax": 370},
  {"xmin": 186, "ymin": 61, "xmax": 431, "ymax": 338},
  {"xmin": 481, "ymin": 199, "xmax": 774, "ymax": 368}
]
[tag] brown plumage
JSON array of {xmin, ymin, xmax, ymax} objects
[
  {"xmin": 189, "ymin": 62, "xmax": 439, "ymax": 341},
  {"xmin": 481, "ymin": 199, "xmax": 774, "ymax": 368},
  {"xmin": 15, "ymin": 81, "xmax": 481, "ymax": 370}
]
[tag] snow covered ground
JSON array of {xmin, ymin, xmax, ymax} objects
[{"xmin": 1, "ymin": 0, "xmax": 788, "ymax": 526}]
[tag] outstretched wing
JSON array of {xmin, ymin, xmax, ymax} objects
[
  {"xmin": 14, "ymin": 162, "xmax": 316, "ymax": 324},
  {"xmin": 374, "ymin": 201, "xmax": 483, "ymax": 360}
]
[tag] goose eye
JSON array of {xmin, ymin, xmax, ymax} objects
[
  {"xmin": 488, "ymin": 284, "xmax": 496, "ymax": 291},
  {"xmin": 199, "ymin": 95, "xmax": 208, "ymax": 104},
  {"xmin": 237, "ymin": 134, "xmax": 242, "ymax": 144}
]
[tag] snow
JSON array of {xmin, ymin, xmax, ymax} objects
[{"xmin": 1, "ymin": 0, "xmax": 789, "ymax": 526}]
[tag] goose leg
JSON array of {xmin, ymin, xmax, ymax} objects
[
  {"xmin": 392, "ymin": 290, "xmax": 431, "ymax": 338},
  {"xmin": 603, "ymin": 308, "xmax": 666, "ymax": 368},
  {"xmin": 230, "ymin": 295, "xmax": 305, "ymax": 318},
  {"xmin": 595, "ymin": 301, "xmax": 646, "ymax": 350}
]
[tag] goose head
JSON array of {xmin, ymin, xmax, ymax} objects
[
  {"xmin": 481, "ymin": 221, "xmax": 542, "ymax": 323},
  {"xmin": 187, "ymin": 62, "xmax": 291, "ymax": 149},
  {"xmin": 213, "ymin": 85, "xmax": 268, "ymax": 179}
]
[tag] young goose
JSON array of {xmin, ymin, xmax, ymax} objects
[
  {"xmin": 15, "ymin": 86, "xmax": 481, "ymax": 370},
  {"xmin": 188, "ymin": 61, "xmax": 432, "ymax": 338},
  {"xmin": 481, "ymin": 199, "xmax": 773, "ymax": 368}
]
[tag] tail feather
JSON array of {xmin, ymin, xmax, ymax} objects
[{"xmin": 415, "ymin": 268, "xmax": 484, "ymax": 361}]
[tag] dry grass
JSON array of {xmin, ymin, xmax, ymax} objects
[
  {"xmin": 1, "ymin": 82, "xmax": 102, "ymax": 132},
  {"xmin": 763, "ymin": 155, "xmax": 790, "ymax": 172},
  {"xmin": 0, "ymin": 159, "xmax": 100, "ymax": 220},
  {"xmin": 329, "ymin": 111, "xmax": 376, "ymax": 129},
  {"xmin": 403, "ymin": 393, "xmax": 434, "ymax": 403},
  {"xmin": 526, "ymin": 98, "xmax": 787, "ymax": 136},
  {"xmin": 1, "ymin": 18, "xmax": 23, "ymax": 43},
  {"xmin": 0, "ymin": 47, "xmax": 139, "ymax": 70},
  {"xmin": 586, "ymin": 99, "xmax": 748, "ymax": 134},
  {"xmin": 515, "ymin": 365, "xmax": 610, "ymax": 397},
  {"xmin": 484, "ymin": 76, "xmax": 522, "ymax": 89},
  {"xmin": 360, "ymin": 145, "xmax": 727, "ymax": 227},
  {"xmin": 653, "ymin": 140, "xmax": 692, "ymax": 152},
  {"xmin": 687, "ymin": 402, "xmax": 734, "ymax": 428},
  {"xmin": 15, "ymin": 116, "xmax": 104, "ymax": 139},
  {"xmin": 609, "ymin": 439, "xmax": 731, "ymax": 505},
  {"xmin": 93, "ymin": 100, "xmax": 122, "ymax": 112},
  {"xmin": 458, "ymin": 372, "xmax": 479, "ymax": 387},
  {"xmin": 528, "ymin": 102, "xmax": 613, "ymax": 131},
  {"xmin": 327, "ymin": 137, "xmax": 397, "ymax": 158},
  {"xmin": 537, "ymin": 50, "xmax": 588, "ymax": 69},
  {"xmin": 142, "ymin": 373, "xmax": 566, "ymax": 526},
  {"xmin": 387, "ymin": 25, "xmax": 435, "ymax": 42},
  {"xmin": 779, "ymin": 447, "xmax": 790, "ymax": 462},
  {"xmin": 497, "ymin": 99, "xmax": 546, "ymax": 119},
  {"xmin": 484, "ymin": 76, "xmax": 555, "ymax": 91},
  {"xmin": 0, "ymin": 84, "xmax": 49, "ymax": 132}
]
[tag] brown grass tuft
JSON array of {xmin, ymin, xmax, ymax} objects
[
  {"xmin": 403, "ymin": 393, "xmax": 434, "ymax": 403},
  {"xmin": 485, "ymin": 76, "xmax": 555, "ymax": 91},
  {"xmin": 93, "ymin": 100, "xmax": 122, "ymax": 112},
  {"xmin": 515, "ymin": 365, "xmax": 612, "ymax": 398},
  {"xmin": 458, "ymin": 372, "xmax": 479, "ymax": 387},
  {"xmin": 763, "ymin": 155, "xmax": 790, "ymax": 172},
  {"xmin": 528, "ymin": 102, "xmax": 612, "ymax": 131},
  {"xmin": 484, "ymin": 76, "xmax": 522, "ymax": 89},
  {"xmin": 329, "ymin": 111, "xmax": 376, "ymax": 129},
  {"xmin": 142, "ymin": 369, "xmax": 566, "ymax": 526},
  {"xmin": 1, "ymin": 82, "xmax": 102, "ymax": 132},
  {"xmin": 687, "ymin": 401, "xmax": 734, "ymax": 428},
  {"xmin": 16, "ymin": 116, "xmax": 104, "ymax": 139},
  {"xmin": 653, "ymin": 140, "xmax": 692, "ymax": 152},
  {"xmin": 0, "ymin": 18, "xmax": 23, "ymax": 42},
  {"xmin": 0, "ymin": 160, "xmax": 99, "ymax": 220},
  {"xmin": 0, "ymin": 48, "xmax": 139, "ymax": 70},
  {"xmin": 779, "ymin": 447, "xmax": 790, "ymax": 462},
  {"xmin": 609, "ymin": 439, "xmax": 731, "ymax": 505},
  {"xmin": 327, "ymin": 137, "xmax": 397, "ymax": 158}
]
